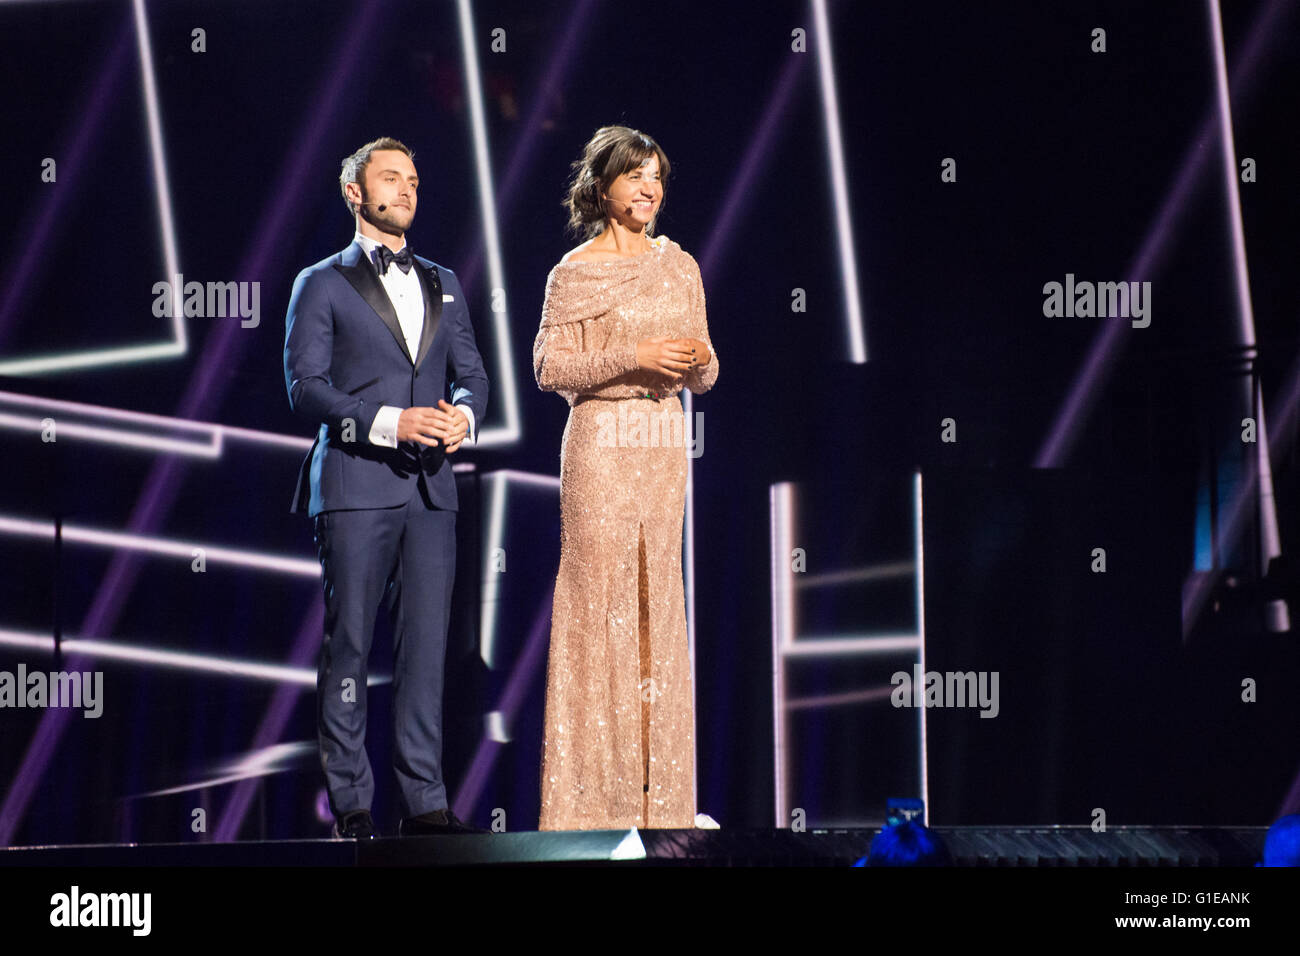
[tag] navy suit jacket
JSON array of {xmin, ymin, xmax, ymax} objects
[{"xmin": 284, "ymin": 240, "xmax": 489, "ymax": 516}]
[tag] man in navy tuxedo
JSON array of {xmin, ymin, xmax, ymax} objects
[{"xmin": 284, "ymin": 137, "xmax": 488, "ymax": 838}]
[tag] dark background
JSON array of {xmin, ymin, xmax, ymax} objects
[{"xmin": 1, "ymin": 0, "xmax": 1298, "ymax": 843}]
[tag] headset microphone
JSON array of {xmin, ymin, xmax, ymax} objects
[{"xmin": 602, "ymin": 195, "xmax": 643, "ymax": 214}]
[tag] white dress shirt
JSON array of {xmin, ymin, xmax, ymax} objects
[{"xmin": 350, "ymin": 230, "xmax": 476, "ymax": 448}]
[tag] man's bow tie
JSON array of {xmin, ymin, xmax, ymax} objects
[{"xmin": 374, "ymin": 245, "xmax": 414, "ymax": 275}]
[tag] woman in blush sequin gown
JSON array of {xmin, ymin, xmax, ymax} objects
[{"xmin": 533, "ymin": 127, "xmax": 718, "ymax": 830}]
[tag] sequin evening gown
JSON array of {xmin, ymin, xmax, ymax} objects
[{"xmin": 532, "ymin": 234, "xmax": 718, "ymax": 830}]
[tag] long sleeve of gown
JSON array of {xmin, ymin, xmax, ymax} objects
[{"xmin": 533, "ymin": 318, "xmax": 640, "ymax": 394}]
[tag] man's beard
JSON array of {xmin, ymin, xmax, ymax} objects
[{"xmin": 358, "ymin": 191, "xmax": 413, "ymax": 235}]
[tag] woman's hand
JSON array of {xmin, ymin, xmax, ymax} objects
[
  {"xmin": 679, "ymin": 338, "xmax": 711, "ymax": 367},
  {"xmin": 636, "ymin": 336, "xmax": 695, "ymax": 378}
]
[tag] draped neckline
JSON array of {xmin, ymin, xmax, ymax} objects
[{"xmin": 552, "ymin": 233, "xmax": 672, "ymax": 270}]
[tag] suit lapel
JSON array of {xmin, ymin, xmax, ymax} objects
[
  {"xmin": 413, "ymin": 261, "xmax": 444, "ymax": 370},
  {"xmin": 332, "ymin": 242, "xmax": 413, "ymax": 364}
]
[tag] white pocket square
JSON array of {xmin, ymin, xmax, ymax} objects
[{"xmin": 442, "ymin": 294, "xmax": 455, "ymax": 302}]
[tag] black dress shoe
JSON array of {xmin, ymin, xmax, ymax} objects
[
  {"xmin": 398, "ymin": 808, "xmax": 486, "ymax": 835},
  {"xmin": 332, "ymin": 809, "xmax": 377, "ymax": 839}
]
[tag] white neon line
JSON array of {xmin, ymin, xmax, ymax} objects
[
  {"xmin": 475, "ymin": 427, "xmax": 518, "ymax": 446},
  {"xmin": 0, "ymin": 341, "xmax": 185, "ymax": 378},
  {"xmin": 0, "ymin": 406, "xmax": 314, "ymax": 456},
  {"xmin": 131, "ymin": 0, "xmax": 184, "ymax": 352},
  {"xmin": 787, "ymin": 685, "xmax": 896, "ymax": 711},
  {"xmin": 480, "ymin": 468, "xmax": 560, "ymax": 489},
  {"xmin": 1208, "ymin": 0, "xmax": 1256, "ymax": 345},
  {"xmin": 66, "ymin": 639, "xmax": 309, "ymax": 685},
  {"xmin": 781, "ymin": 634, "xmax": 922, "ymax": 656},
  {"xmin": 0, "ymin": 388, "xmax": 215, "ymax": 432},
  {"xmin": 477, "ymin": 470, "xmax": 561, "ymax": 668},
  {"xmin": 1253, "ymin": 408, "xmax": 1288, "ymax": 631},
  {"xmin": 769, "ymin": 482, "xmax": 796, "ymax": 826},
  {"xmin": 1207, "ymin": 0, "xmax": 1288, "ymax": 633},
  {"xmin": 0, "ymin": 387, "xmax": 509, "ymax": 454},
  {"xmin": 0, "ymin": 628, "xmax": 391, "ymax": 686},
  {"xmin": 811, "ymin": 0, "xmax": 866, "ymax": 363},
  {"xmin": 0, "ymin": 389, "xmax": 314, "ymax": 452},
  {"xmin": 137, "ymin": 769, "xmax": 281, "ymax": 796},
  {"xmin": 205, "ymin": 424, "xmax": 312, "ymax": 451},
  {"xmin": 0, "ymin": 411, "xmax": 219, "ymax": 457},
  {"xmin": 480, "ymin": 472, "xmax": 508, "ymax": 668},
  {"xmin": 0, "ymin": 396, "xmax": 507, "ymax": 449},
  {"xmin": 913, "ymin": 471, "xmax": 929, "ymax": 825},
  {"xmin": 767, "ymin": 475, "xmax": 927, "ymax": 826},
  {"xmin": 484, "ymin": 710, "xmax": 510, "ymax": 744},
  {"xmin": 134, "ymin": 742, "xmax": 317, "ymax": 797},
  {"xmin": 0, "ymin": 514, "xmax": 321, "ymax": 576},
  {"xmin": 456, "ymin": 0, "xmax": 521, "ymax": 445},
  {"xmin": 0, "ymin": 3, "xmax": 188, "ymax": 378},
  {"xmin": 0, "ymin": 632, "xmax": 52, "ymax": 653},
  {"xmin": 797, "ymin": 560, "xmax": 915, "ymax": 588}
]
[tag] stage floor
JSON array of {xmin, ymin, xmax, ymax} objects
[{"xmin": 0, "ymin": 826, "xmax": 1268, "ymax": 867}]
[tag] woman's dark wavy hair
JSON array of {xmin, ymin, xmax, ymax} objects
[{"xmin": 563, "ymin": 126, "xmax": 670, "ymax": 240}]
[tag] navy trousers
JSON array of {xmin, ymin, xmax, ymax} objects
[{"xmin": 313, "ymin": 480, "xmax": 456, "ymax": 820}]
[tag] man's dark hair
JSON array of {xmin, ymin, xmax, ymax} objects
[{"xmin": 339, "ymin": 137, "xmax": 414, "ymax": 217}]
